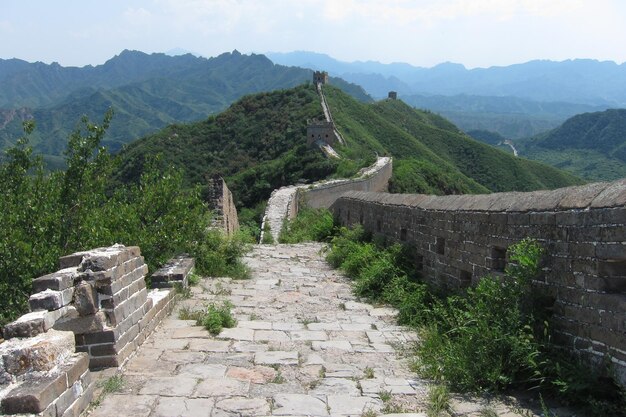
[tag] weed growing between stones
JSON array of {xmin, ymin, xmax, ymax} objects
[
  {"xmin": 325, "ymin": 225, "xmax": 626, "ymax": 417},
  {"xmin": 100, "ymin": 375, "xmax": 125, "ymax": 395},
  {"xmin": 188, "ymin": 271, "xmax": 201, "ymax": 286},
  {"xmin": 427, "ymin": 384, "xmax": 451, "ymax": 417},
  {"xmin": 261, "ymin": 223, "xmax": 274, "ymax": 244},
  {"xmin": 363, "ymin": 366, "xmax": 375, "ymax": 379},
  {"xmin": 378, "ymin": 389, "xmax": 392, "ymax": 403},
  {"xmin": 88, "ymin": 375, "xmax": 125, "ymax": 410},
  {"xmin": 173, "ymin": 282, "xmax": 192, "ymax": 299},
  {"xmin": 178, "ymin": 306, "xmax": 204, "ymax": 321},
  {"xmin": 198, "ymin": 302, "xmax": 237, "ymax": 335}
]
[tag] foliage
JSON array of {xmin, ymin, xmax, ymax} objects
[
  {"xmin": 278, "ymin": 208, "xmax": 335, "ymax": 243},
  {"xmin": 426, "ymin": 384, "xmax": 451, "ymax": 417},
  {"xmin": 197, "ymin": 302, "xmax": 237, "ymax": 335},
  {"xmin": 0, "ymin": 114, "xmax": 248, "ymax": 327},
  {"xmin": 115, "ymin": 85, "xmax": 339, "ymax": 209},
  {"xmin": 514, "ymin": 108, "xmax": 626, "ymax": 181},
  {"xmin": 261, "ymin": 223, "xmax": 274, "ymax": 244},
  {"xmin": 99, "ymin": 375, "xmax": 125, "ymax": 394},
  {"xmin": 325, "ymin": 229, "xmax": 626, "ymax": 415},
  {"xmin": 323, "ymin": 86, "xmax": 583, "ymax": 193}
]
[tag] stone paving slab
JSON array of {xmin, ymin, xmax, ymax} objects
[{"xmin": 87, "ymin": 243, "xmax": 557, "ymax": 417}]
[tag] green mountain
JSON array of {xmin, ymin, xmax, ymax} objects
[
  {"xmin": 115, "ymin": 84, "xmax": 583, "ymax": 212},
  {"xmin": 323, "ymin": 87, "xmax": 582, "ymax": 193},
  {"xmin": 0, "ymin": 50, "xmax": 370, "ymax": 168},
  {"xmin": 515, "ymin": 109, "xmax": 626, "ymax": 181}
]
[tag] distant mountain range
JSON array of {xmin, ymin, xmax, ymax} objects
[
  {"xmin": 267, "ymin": 51, "xmax": 626, "ymax": 138},
  {"xmin": 0, "ymin": 50, "xmax": 370, "ymax": 168}
]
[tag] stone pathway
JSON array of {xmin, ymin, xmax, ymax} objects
[
  {"xmin": 88, "ymin": 243, "xmax": 562, "ymax": 417},
  {"xmin": 88, "ymin": 244, "xmax": 428, "ymax": 416},
  {"xmin": 262, "ymin": 187, "xmax": 299, "ymax": 242}
]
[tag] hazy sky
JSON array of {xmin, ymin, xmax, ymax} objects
[{"xmin": 1, "ymin": 0, "xmax": 625, "ymax": 68}]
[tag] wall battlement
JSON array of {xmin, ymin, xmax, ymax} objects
[{"xmin": 331, "ymin": 179, "xmax": 626, "ymax": 384}]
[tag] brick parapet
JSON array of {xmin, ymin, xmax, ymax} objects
[{"xmin": 331, "ymin": 179, "xmax": 626, "ymax": 385}]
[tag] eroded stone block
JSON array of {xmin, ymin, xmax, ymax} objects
[
  {"xmin": 74, "ymin": 282, "xmax": 98, "ymax": 316},
  {"xmin": 2, "ymin": 308, "xmax": 71, "ymax": 339},
  {"xmin": 0, "ymin": 330, "xmax": 75, "ymax": 376},
  {"xmin": 29, "ymin": 288, "xmax": 74, "ymax": 312},
  {"xmin": 32, "ymin": 269, "xmax": 78, "ymax": 292},
  {"xmin": 53, "ymin": 311, "xmax": 108, "ymax": 334}
]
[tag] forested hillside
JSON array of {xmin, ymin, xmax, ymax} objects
[
  {"xmin": 323, "ymin": 86, "xmax": 583, "ymax": 193},
  {"xmin": 115, "ymin": 84, "xmax": 583, "ymax": 216},
  {"xmin": 516, "ymin": 109, "xmax": 626, "ymax": 181}
]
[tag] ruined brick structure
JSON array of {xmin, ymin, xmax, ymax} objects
[
  {"xmin": 207, "ymin": 174, "xmax": 240, "ymax": 235},
  {"xmin": 1, "ymin": 245, "xmax": 181, "ymax": 415},
  {"xmin": 330, "ymin": 180, "xmax": 626, "ymax": 384},
  {"xmin": 388, "ymin": 91, "xmax": 397, "ymax": 100},
  {"xmin": 306, "ymin": 120, "xmax": 336, "ymax": 146},
  {"xmin": 313, "ymin": 70, "xmax": 328, "ymax": 85}
]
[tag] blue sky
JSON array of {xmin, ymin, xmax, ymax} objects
[{"xmin": 1, "ymin": 0, "xmax": 625, "ymax": 68}]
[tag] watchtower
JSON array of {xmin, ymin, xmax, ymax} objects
[
  {"xmin": 313, "ymin": 71, "xmax": 329, "ymax": 85},
  {"xmin": 388, "ymin": 91, "xmax": 397, "ymax": 100},
  {"xmin": 307, "ymin": 120, "xmax": 336, "ymax": 146}
]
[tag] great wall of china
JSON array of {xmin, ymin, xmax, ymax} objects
[{"xmin": 0, "ymin": 73, "xmax": 624, "ymax": 416}]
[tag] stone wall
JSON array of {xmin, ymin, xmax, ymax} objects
[
  {"xmin": 208, "ymin": 175, "xmax": 240, "ymax": 235},
  {"xmin": 295, "ymin": 156, "xmax": 393, "ymax": 214},
  {"xmin": 331, "ymin": 179, "xmax": 626, "ymax": 384}
]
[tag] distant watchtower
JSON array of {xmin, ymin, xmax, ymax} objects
[
  {"xmin": 388, "ymin": 91, "xmax": 397, "ymax": 100},
  {"xmin": 307, "ymin": 120, "xmax": 336, "ymax": 146},
  {"xmin": 313, "ymin": 71, "xmax": 329, "ymax": 85}
]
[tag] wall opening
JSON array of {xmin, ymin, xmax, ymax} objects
[
  {"xmin": 347, "ymin": 211, "xmax": 351, "ymax": 223},
  {"xmin": 436, "ymin": 237, "xmax": 445, "ymax": 255},
  {"xmin": 415, "ymin": 254, "xmax": 424, "ymax": 271},
  {"xmin": 359, "ymin": 212, "xmax": 364, "ymax": 225},
  {"xmin": 400, "ymin": 228, "xmax": 407, "ymax": 241},
  {"xmin": 377, "ymin": 219, "xmax": 382, "ymax": 232},
  {"xmin": 459, "ymin": 270, "xmax": 472, "ymax": 287},
  {"xmin": 491, "ymin": 246, "xmax": 507, "ymax": 272},
  {"xmin": 598, "ymin": 259, "xmax": 626, "ymax": 293}
]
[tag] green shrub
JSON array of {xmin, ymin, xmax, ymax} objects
[
  {"xmin": 261, "ymin": 222, "xmax": 274, "ymax": 244},
  {"xmin": 198, "ymin": 302, "xmax": 237, "ymax": 335},
  {"xmin": 0, "ymin": 114, "xmax": 248, "ymax": 327},
  {"xmin": 278, "ymin": 208, "xmax": 335, "ymax": 243}
]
